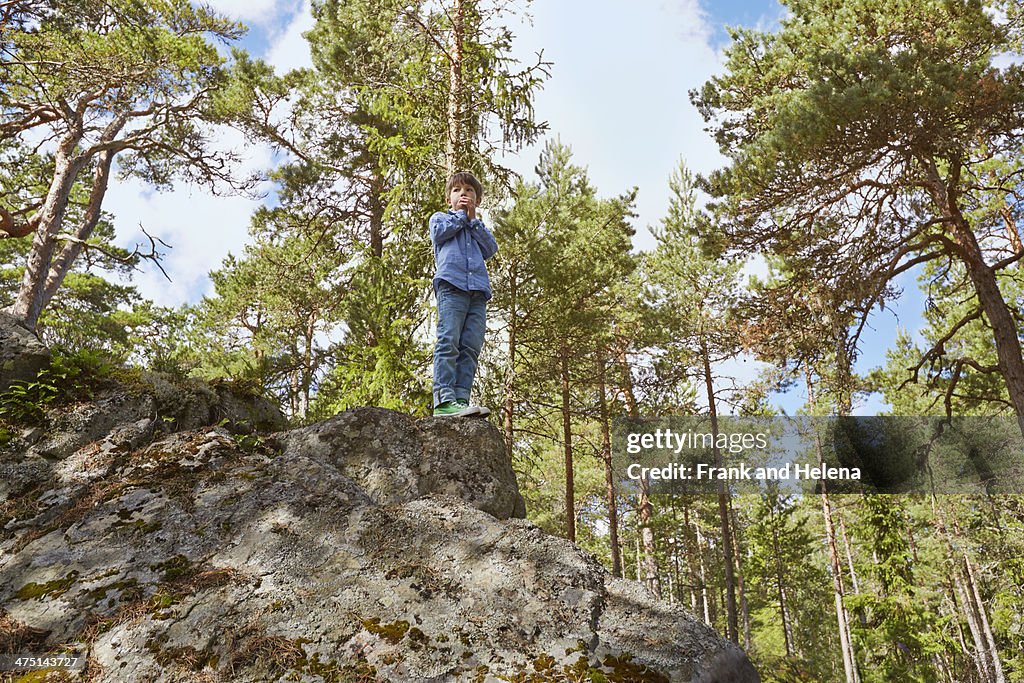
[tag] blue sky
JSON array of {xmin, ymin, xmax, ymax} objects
[{"xmin": 104, "ymin": 0, "xmax": 927, "ymax": 414}]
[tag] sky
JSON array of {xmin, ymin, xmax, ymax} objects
[{"xmin": 103, "ymin": 0, "xmax": 927, "ymax": 415}]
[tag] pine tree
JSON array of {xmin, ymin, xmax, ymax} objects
[
  {"xmin": 644, "ymin": 159, "xmax": 746, "ymax": 642},
  {"xmin": 217, "ymin": 0, "xmax": 549, "ymax": 413},
  {"xmin": 1, "ymin": 0, "xmax": 250, "ymax": 331},
  {"xmin": 693, "ymin": 0, "xmax": 1024, "ymax": 435}
]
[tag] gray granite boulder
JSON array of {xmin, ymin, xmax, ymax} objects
[
  {"xmin": 0, "ymin": 395, "xmax": 759, "ymax": 682},
  {"xmin": 0, "ymin": 311, "xmax": 50, "ymax": 394}
]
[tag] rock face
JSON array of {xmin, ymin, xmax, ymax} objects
[
  {"xmin": 0, "ymin": 379, "xmax": 760, "ymax": 682},
  {"xmin": 0, "ymin": 311, "xmax": 51, "ymax": 394}
]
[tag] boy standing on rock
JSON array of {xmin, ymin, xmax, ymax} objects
[{"xmin": 429, "ymin": 172, "xmax": 497, "ymax": 417}]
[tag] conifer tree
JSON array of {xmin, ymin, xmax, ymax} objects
[
  {"xmin": 488, "ymin": 141, "xmax": 634, "ymax": 542},
  {"xmin": 1, "ymin": 0, "xmax": 251, "ymax": 331},
  {"xmin": 693, "ymin": 0, "xmax": 1024, "ymax": 435},
  {"xmin": 645, "ymin": 159, "xmax": 746, "ymax": 642},
  {"xmin": 218, "ymin": 0, "xmax": 548, "ymax": 412}
]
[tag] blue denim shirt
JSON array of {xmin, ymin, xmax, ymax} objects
[{"xmin": 429, "ymin": 209, "xmax": 498, "ymax": 300}]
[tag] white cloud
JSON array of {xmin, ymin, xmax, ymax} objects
[
  {"xmin": 502, "ymin": 0, "xmax": 726, "ymax": 250},
  {"xmin": 202, "ymin": 0, "xmax": 281, "ymax": 25},
  {"xmin": 266, "ymin": 0, "xmax": 313, "ymax": 73}
]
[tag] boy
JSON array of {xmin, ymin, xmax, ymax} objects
[{"xmin": 430, "ymin": 172, "xmax": 498, "ymax": 417}]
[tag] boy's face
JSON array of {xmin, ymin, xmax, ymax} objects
[{"xmin": 448, "ymin": 182, "xmax": 478, "ymax": 212}]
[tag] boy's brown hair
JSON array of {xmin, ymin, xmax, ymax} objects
[{"xmin": 446, "ymin": 171, "xmax": 483, "ymax": 201}]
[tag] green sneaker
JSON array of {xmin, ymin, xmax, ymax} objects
[{"xmin": 433, "ymin": 400, "xmax": 479, "ymax": 417}]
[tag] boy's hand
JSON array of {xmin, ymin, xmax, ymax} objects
[{"xmin": 457, "ymin": 196, "xmax": 476, "ymax": 220}]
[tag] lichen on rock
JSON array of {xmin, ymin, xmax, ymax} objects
[{"xmin": 0, "ymin": 377, "xmax": 760, "ymax": 682}]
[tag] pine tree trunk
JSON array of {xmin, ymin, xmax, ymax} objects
[
  {"xmin": 446, "ymin": 0, "xmax": 465, "ymax": 174},
  {"xmin": 683, "ymin": 502, "xmax": 700, "ymax": 615},
  {"xmin": 671, "ymin": 536, "xmax": 681, "ymax": 604},
  {"xmin": 954, "ymin": 563, "xmax": 994, "ymax": 682},
  {"xmin": 1000, "ymin": 205, "xmax": 1023, "ymax": 255},
  {"xmin": 945, "ymin": 581, "xmax": 971, "ymax": 665},
  {"xmin": 952, "ymin": 507, "xmax": 1005, "ymax": 683},
  {"xmin": 502, "ymin": 273, "xmax": 518, "ymax": 463},
  {"xmin": 7, "ymin": 127, "xmax": 87, "ymax": 330},
  {"xmin": 925, "ymin": 159, "xmax": 1024, "ymax": 437},
  {"xmin": 299, "ymin": 315, "xmax": 314, "ymax": 419},
  {"xmin": 934, "ymin": 498, "xmax": 991, "ymax": 682},
  {"xmin": 614, "ymin": 336, "xmax": 639, "ymax": 417},
  {"xmin": 635, "ymin": 534, "xmax": 642, "ymax": 582},
  {"xmin": 771, "ymin": 510, "xmax": 794, "ymax": 658},
  {"xmin": 966, "ymin": 555, "xmax": 1005, "ymax": 683},
  {"xmin": 616, "ymin": 336, "xmax": 658, "ymax": 593},
  {"xmin": 559, "ymin": 341, "xmax": 575, "ymax": 542},
  {"xmin": 947, "ymin": 574, "xmax": 988, "ymax": 682},
  {"xmin": 597, "ymin": 353, "xmax": 622, "ymax": 577},
  {"xmin": 696, "ymin": 522, "xmax": 712, "ymax": 625},
  {"xmin": 837, "ymin": 504, "xmax": 869, "ymax": 630},
  {"xmin": 703, "ymin": 340, "xmax": 738, "ymax": 643},
  {"xmin": 823, "ymin": 488, "xmax": 859, "ymax": 683},
  {"xmin": 837, "ymin": 505, "xmax": 860, "ymax": 593},
  {"xmin": 41, "ymin": 144, "xmax": 117, "ymax": 308},
  {"xmin": 365, "ymin": 168, "xmax": 386, "ymax": 348},
  {"xmin": 639, "ymin": 477, "xmax": 660, "ymax": 598},
  {"xmin": 728, "ymin": 498, "xmax": 751, "ymax": 650},
  {"xmin": 807, "ymin": 372, "xmax": 860, "ymax": 683}
]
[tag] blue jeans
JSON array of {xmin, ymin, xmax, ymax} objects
[{"xmin": 433, "ymin": 280, "xmax": 487, "ymax": 407}]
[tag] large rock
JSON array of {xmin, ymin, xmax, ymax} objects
[
  {"xmin": 0, "ymin": 398, "xmax": 760, "ymax": 682},
  {"xmin": 0, "ymin": 310, "xmax": 51, "ymax": 394},
  {"xmin": 276, "ymin": 407, "xmax": 527, "ymax": 520},
  {"xmin": 0, "ymin": 371, "xmax": 287, "ymax": 502}
]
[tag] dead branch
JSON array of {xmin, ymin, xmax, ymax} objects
[{"xmin": 54, "ymin": 223, "xmax": 172, "ymax": 281}]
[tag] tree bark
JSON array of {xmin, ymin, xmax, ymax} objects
[
  {"xmin": 682, "ymin": 501, "xmax": 700, "ymax": 615},
  {"xmin": 771, "ymin": 507, "xmax": 794, "ymax": 658},
  {"xmin": 807, "ymin": 372, "xmax": 860, "ymax": 683},
  {"xmin": 965, "ymin": 553, "xmax": 1005, "ymax": 683},
  {"xmin": 40, "ymin": 142, "xmax": 118, "ymax": 311},
  {"xmin": 614, "ymin": 335, "xmax": 639, "ymax": 417},
  {"xmin": 597, "ymin": 352, "xmax": 623, "ymax": 577},
  {"xmin": 949, "ymin": 553, "xmax": 994, "ymax": 682},
  {"xmin": 615, "ymin": 335, "xmax": 659, "ymax": 593},
  {"xmin": 502, "ymin": 274, "xmax": 517, "ymax": 463},
  {"xmin": 7, "ymin": 126, "xmax": 87, "ymax": 330},
  {"xmin": 703, "ymin": 339, "xmax": 738, "ymax": 643},
  {"xmin": 446, "ymin": 0, "xmax": 465, "ymax": 174},
  {"xmin": 837, "ymin": 506, "xmax": 860, "ymax": 594},
  {"xmin": 0, "ymin": 206, "xmax": 38, "ymax": 238},
  {"xmin": 1000, "ymin": 205, "xmax": 1023, "ymax": 256},
  {"xmin": 639, "ymin": 477, "xmax": 660, "ymax": 598},
  {"xmin": 948, "ymin": 503, "xmax": 1005, "ymax": 683},
  {"xmin": 559, "ymin": 340, "xmax": 575, "ymax": 542},
  {"xmin": 696, "ymin": 521, "xmax": 712, "ymax": 625},
  {"xmin": 926, "ymin": 158, "xmax": 1024, "ymax": 437},
  {"xmin": 635, "ymin": 534, "xmax": 642, "ymax": 582},
  {"xmin": 729, "ymin": 497, "xmax": 751, "ymax": 651}
]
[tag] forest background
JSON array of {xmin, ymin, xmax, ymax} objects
[{"xmin": 2, "ymin": 0, "xmax": 1024, "ymax": 681}]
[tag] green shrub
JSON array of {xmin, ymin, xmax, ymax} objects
[{"xmin": 0, "ymin": 348, "xmax": 118, "ymax": 424}]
